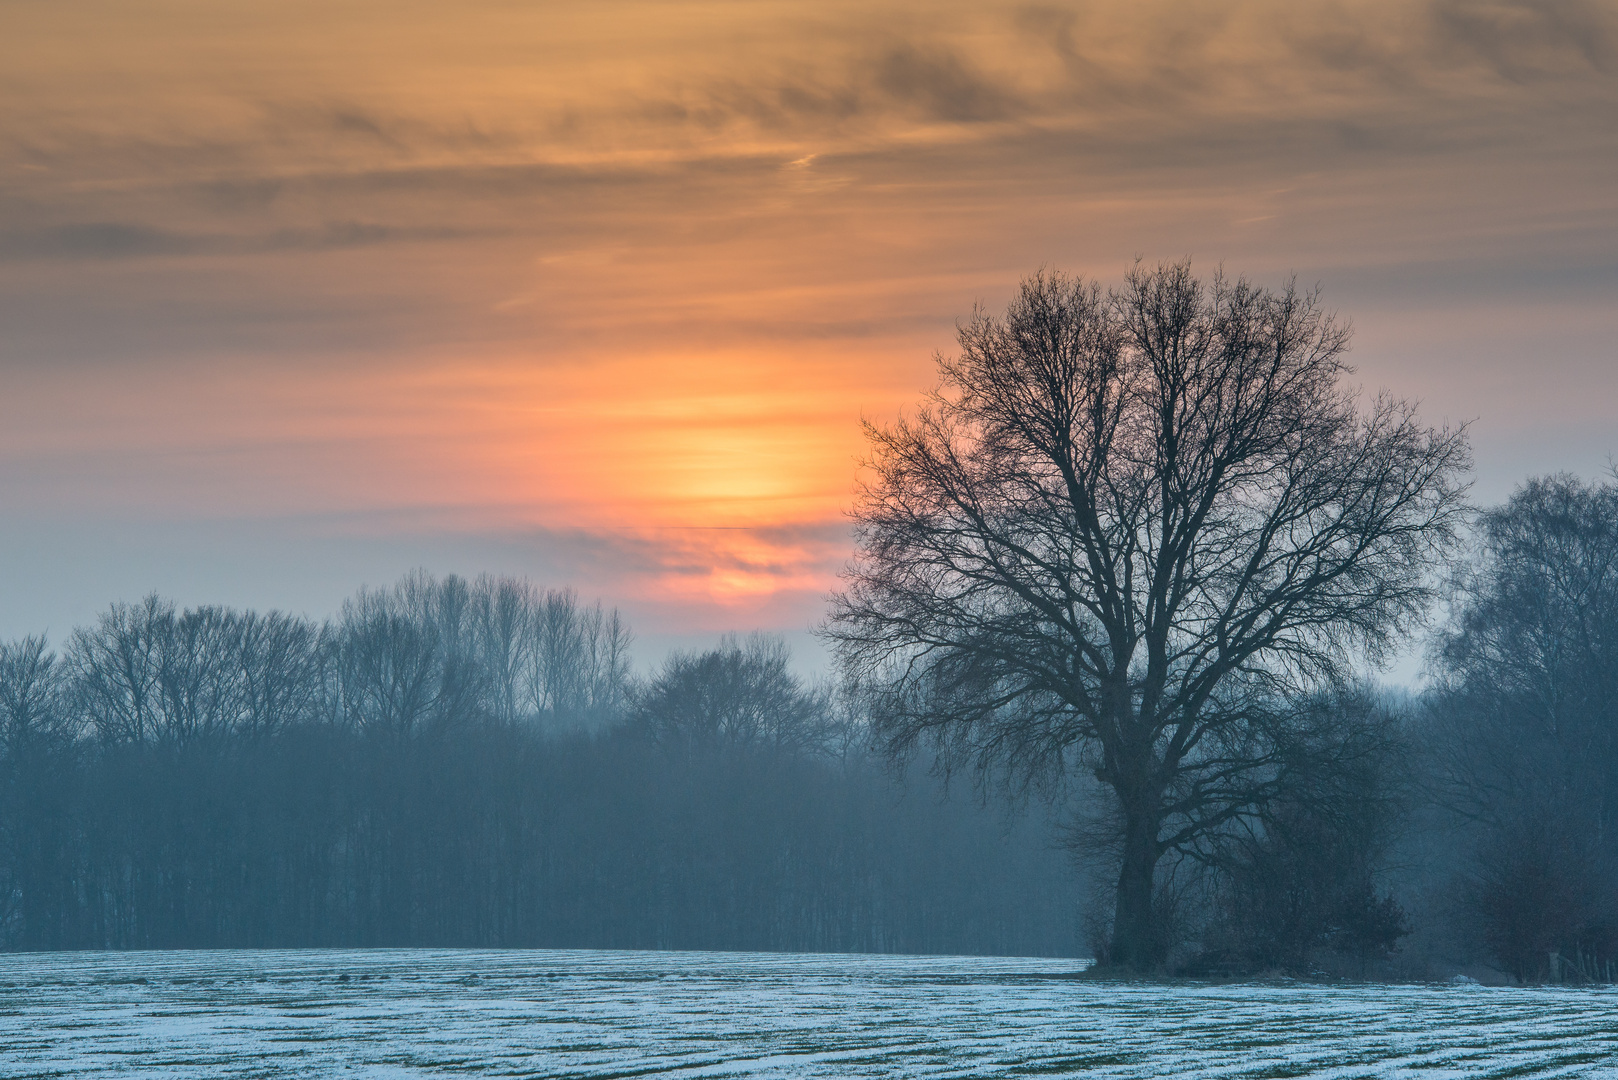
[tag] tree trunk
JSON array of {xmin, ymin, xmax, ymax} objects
[{"xmin": 1109, "ymin": 801, "xmax": 1164, "ymax": 970}]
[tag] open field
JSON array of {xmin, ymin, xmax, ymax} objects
[{"xmin": 0, "ymin": 950, "xmax": 1615, "ymax": 1078}]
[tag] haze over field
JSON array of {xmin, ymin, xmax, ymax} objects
[{"xmin": 3, "ymin": 0, "xmax": 1616, "ymax": 662}]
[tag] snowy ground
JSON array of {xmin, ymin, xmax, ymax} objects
[{"xmin": 0, "ymin": 949, "xmax": 1614, "ymax": 1078}]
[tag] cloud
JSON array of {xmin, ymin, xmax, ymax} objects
[
  {"xmin": 0, "ymin": 223, "xmax": 199, "ymax": 259},
  {"xmin": 7, "ymin": 2, "xmax": 1614, "ymax": 234},
  {"xmin": 871, "ymin": 44, "xmax": 1024, "ymax": 122},
  {"xmin": 0, "ymin": 220, "xmax": 485, "ymax": 261},
  {"xmin": 1429, "ymin": 0, "xmax": 1616, "ymax": 80}
]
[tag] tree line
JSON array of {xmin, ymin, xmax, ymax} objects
[
  {"xmin": 0, "ymin": 494, "xmax": 1605, "ymax": 981},
  {"xmin": 1185, "ymin": 474, "xmax": 1617, "ymax": 984},
  {"xmin": 2, "ymin": 262, "xmax": 1612, "ymax": 982},
  {"xmin": 0, "ymin": 574, "xmax": 1074, "ymax": 956}
]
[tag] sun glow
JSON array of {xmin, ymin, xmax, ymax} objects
[
  {"xmin": 405, "ymin": 350, "xmax": 883, "ymax": 603},
  {"xmin": 390, "ymin": 348, "xmax": 880, "ymax": 529}
]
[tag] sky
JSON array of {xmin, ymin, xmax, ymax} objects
[{"xmin": 2, "ymin": 0, "xmax": 1616, "ymax": 674}]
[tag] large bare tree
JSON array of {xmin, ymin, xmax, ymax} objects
[{"xmin": 826, "ymin": 262, "xmax": 1469, "ymax": 968}]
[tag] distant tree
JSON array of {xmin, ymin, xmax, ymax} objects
[
  {"xmin": 326, "ymin": 571, "xmax": 632, "ymax": 736},
  {"xmin": 1429, "ymin": 474, "xmax": 1618, "ymax": 980},
  {"xmin": 531, "ymin": 587, "xmax": 633, "ymax": 729},
  {"xmin": 329, "ymin": 575, "xmax": 488, "ymax": 737},
  {"xmin": 0, "ymin": 636, "xmax": 75, "ymax": 948},
  {"xmin": 469, "ymin": 574, "xmax": 539, "ymax": 727},
  {"xmin": 0, "ymin": 635, "xmax": 70, "ymax": 755},
  {"xmin": 66, "ymin": 597, "xmax": 320, "ymax": 746},
  {"xmin": 1201, "ymin": 687, "xmax": 1411, "ymax": 974},
  {"xmin": 827, "ymin": 263, "xmax": 1469, "ymax": 969},
  {"xmin": 232, "ymin": 611, "xmax": 322, "ymax": 739},
  {"xmin": 66, "ymin": 595, "xmax": 169, "ymax": 744},
  {"xmin": 632, "ymin": 634, "xmax": 831, "ymax": 756}
]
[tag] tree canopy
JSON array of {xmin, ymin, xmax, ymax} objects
[{"xmin": 827, "ymin": 262, "xmax": 1470, "ymax": 968}]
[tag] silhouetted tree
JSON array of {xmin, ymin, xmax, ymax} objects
[
  {"xmin": 828, "ymin": 263, "xmax": 1469, "ymax": 969},
  {"xmin": 66, "ymin": 598, "xmax": 322, "ymax": 747},
  {"xmin": 469, "ymin": 574, "xmax": 539, "ymax": 727},
  {"xmin": 0, "ymin": 575, "xmax": 1078, "ymax": 956},
  {"xmin": 0, "ymin": 636, "xmax": 75, "ymax": 947},
  {"xmin": 632, "ymin": 634, "xmax": 831, "ymax": 756},
  {"xmin": 330, "ymin": 574, "xmax": 488, "ymax": 737},
  {"xmin": 0, "ymin": 636, "xmax": 70, "ymax": 755},
  {"xmin": 233, "ymin": 611, "xmax": 323, "ymax": 739},
  {"xmin": 1429, "ymin": 474, "xmax": 1618, "ymax": 980},
  {"xmin": 532, "ymin": 587, "xmax": 632, "ymax": 729},
  {"xmin": 66, "ymin": 595, "xmax": 169, "ymax": 745},
  {"xmin": 1200, "ymin": 688, "xmax": 1411, "ymax": 974}
]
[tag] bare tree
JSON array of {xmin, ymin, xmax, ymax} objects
[
  {"xmin": 67, "ymin": 595, "xmax": 169, "ymax": 744},
  {"xmin": 156, "ymin": 606, "xmax": 251, "ymax": 745},
  {"xmin": 633, "ymin": 634, "xmax": 831, "ymax": 756},
  {"xmin": 67, "ymin": 598, "xmax": 323, "ymax": 747},
  {"xmin": 826, "ymin": 263, "xmax": 1469, "ymax": 968},
  {"xmin": 1428, "ymin": 474, "xmax": 1618, "ymax": 979},
  {"xmin": 233, "ymin": 611, "xmax": 322, "ymax": 739},
  {"xmin": 0, "ymin": 636, "xmax": 70, "ymax": 755},
  {"xmin": 470, "ymin": 574, "xmax": 539, "ymax": 727},
  {"xmin": 325, "ymin": 571, "xmax": 631, "ymax": 736},
  {"xmin": 1431, "ymin": 474, "xmax": 1618, "ymax": 834},
  {"xmin": 531, "ymin": 588, "xmax": 632, "ymax": 729},
  {"xmin": 330, "ymin": 581, "xmax": 486, "ymax": 737}
]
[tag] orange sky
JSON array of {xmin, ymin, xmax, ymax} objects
[{"xmin": 2, "ymin": 0, "xmax": 1617, "ymax": 660}]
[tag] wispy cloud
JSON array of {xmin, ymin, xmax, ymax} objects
[{"xmin": 0, "ymin": 220, "xmax": 486, "ymax": 261}]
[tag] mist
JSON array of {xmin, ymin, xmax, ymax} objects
[{"xmin": 0, "ymin": 572, "xmax": 1077, "ymax": 957}]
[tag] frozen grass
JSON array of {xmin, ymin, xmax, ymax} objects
[{"xmin": 0, "ymin": 949, "xmax": 1615, "ymax": 1078}]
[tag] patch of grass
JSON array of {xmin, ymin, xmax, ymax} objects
[
  {"xmin": 1239, "ymin": 1063, "xmax": 1315, "ymax": 1079},
  {"xmin": 1479, "ymin": 1051, "xmax": 1615, "ymax": 1079},
  {"xmin": 1012, "ymin": 1053, "xmax": 1139, "ymax": 1074},
  {"xmin": 1205, "ymin": 1037, "xmax": 1298, "ymax": 1052}
]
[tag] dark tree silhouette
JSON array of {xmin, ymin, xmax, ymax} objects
[
  {"xmin": 1430, "ymin": 474, "xmax": 1618, "ymax": 980},
  {"xmin": 827, "ymin": 262, "xmax": 1469, "ymax": 969},
  {"xmin": 0, "ymin": 636, "xmax": 68, "ymax": 756},
  {"xmin": 631, "ymin": 634, "xmax": 831, "ymax": 756},
  {"xmin": 0, "ymin": 574, "xmax": 1079, "ymax": 956},
  {"xmin": 1202, "ymin": 687, "xmax": 1413, "ymax": 974}
]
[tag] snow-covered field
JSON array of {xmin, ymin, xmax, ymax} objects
[{"xmin": 0, "ymin": 949, "xmax": 1614, "ymax": 1078}]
